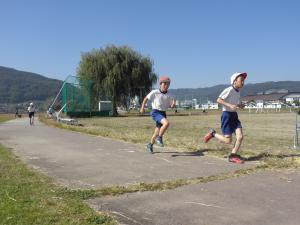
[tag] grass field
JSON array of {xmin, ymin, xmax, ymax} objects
[
  {"xmin": 41, "ymin": 110, "xmax": 299, "ymax": 159},
  {"xmin": 0, "ymin": 115, "xmax": 115, "ymax": 225},
  {"xmin": 0, "ymin": 114, "xmax": 14, "ymax": 123},
  {"xmin": 1, "ymin": 112, "xmax": 299, "ymax": 224}
]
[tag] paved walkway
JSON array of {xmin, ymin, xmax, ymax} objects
[
  {"xmin": 1, "ymin": 118, "xmax": 299, "ymax": 225},
  {"xmin": 88, "ymin": 170, "xmax": 300, "ymax": 225},
  {"xmin": 0, "ymin": 118, "xmax": 252, "ymax": 188}
]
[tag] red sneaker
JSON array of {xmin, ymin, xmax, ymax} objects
[
  {"xmin": 228, "ymin": 154, "xmax": 244, "ymax": 164},
  {"xmin": 204, "ymin": 129, "xmax": 215, "ymax": 143}
]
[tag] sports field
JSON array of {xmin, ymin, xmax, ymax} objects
[
  {"xmin": 2, "ymin": 111, "xmax": 299, "ymax": 224},
  {"xmin": 0, "ymin": 115, "xmax": 116, "ymax": 225},
  {"xmin": 43, "ymin": 110, "xmax": 298, "ymax": 158},
  {"xmin": 0, "ymin": 114, "xmax": 14, "ymax": 123}
]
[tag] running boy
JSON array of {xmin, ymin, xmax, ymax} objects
[
  {"xmin": 204, "ymin": 72, "xmax": 247, "ymax": 164},
  {"xmin": 140, "ymin": 76, "xmax": 176, "ymax": 153}
]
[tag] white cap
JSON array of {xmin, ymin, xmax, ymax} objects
[
  {"xmin": 30, "ymin": 102, "xmax": 34, "ymax": 105},
  {"xmin": 230, "ymin": 72, "xmax": 247, "ymax": 85}
]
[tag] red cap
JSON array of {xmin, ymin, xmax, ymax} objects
[{"xmin": 159, "ymin": 76, "xmax": 171, "ymax": 84}]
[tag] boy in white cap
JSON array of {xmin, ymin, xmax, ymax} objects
[
  {"xmin": 140, "ymin": 76, "xmax": 176, "ymax": 153},
  {"xmin": 204, "ymin": 72, "xmax": 247, "ymax": 164},
  {"xmin": 28, "ymin": 102, "xmax": 36, "ymax": 125}
]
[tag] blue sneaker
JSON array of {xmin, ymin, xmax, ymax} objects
[
  {"xmin": 156, "ymin": 136, "xmax": 164, "ymax": 147},
  {"xmin": 147, "ymin": 143, "xmax": 153, "ymax": 154}
]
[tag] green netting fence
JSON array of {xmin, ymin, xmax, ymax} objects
[{"xmin": 62, "ymin": 76, "xmax": 111, "ymax": 117}]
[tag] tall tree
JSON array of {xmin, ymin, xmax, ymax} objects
[{"xmin": 77, "ymin": 45, "xmax": 157, "ymax": 116}]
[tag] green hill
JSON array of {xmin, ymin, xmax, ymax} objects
[
  {"xmin": 0, "ymin": 66, "xmax": 62, "ymax": 104},
  {"xmin": 1, "ymin": 65, "xmax": 299, "ymax": 105}
]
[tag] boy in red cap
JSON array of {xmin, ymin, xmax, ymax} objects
[
  {"xmin": 204, "ymin": 72, "xmax": 247, "ymax": 164},
  {"xmin": 140, "ymin": 76, "xmax": 176, "ymax": 153}
]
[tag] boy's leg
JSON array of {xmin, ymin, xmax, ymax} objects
[
  {"xmin": 214, "ymin": 133, "xmax": 232, "ymax": 144},
  {"xmin": 158, "ymin": 118, "xmax": 170, "ymax": 137},
  {"xmin": 216, "ymin": 111, "xmax": 232, "ymax": 144},
  {"xmin": 151, "ymin": 127, "xmax": 160, "ymax": 144},
  {"xmin": 155, "ymin": 118, "xmax": 170, "ymax": 147},
  {"xmin": 231, "ymin": 128, "xmax": 243, "ymax": 154},
  {"xmin": 150, "ymin": 110, "xmax": 168, "ymax": 147},
  {"xmin": 204, "ymin": 129, "xmax": 232, "ymax": 144},
  {"xmin": 228, "ymin": 128, "xmax": 244, "ymax": 163},
  {"xmin": 147, "ymin": 127, "xmax": 160, "ymax": 153},
  {"xmin": 204, "ymin": 111, "xmax": 233, "ymax": 143}
]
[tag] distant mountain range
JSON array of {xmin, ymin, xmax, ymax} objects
[
  {"xmin": 1, "ymin": 66, "xmax": 300, "ymax": 104},
  {"xmin": 169, "ymin": 81, "xmax": 300, "ymax": 102},
  {"xmin": 0, "ymin": 66, "xmax": 62, "ymax": 104}
]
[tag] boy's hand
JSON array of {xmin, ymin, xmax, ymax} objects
[
  {"xmin": 229, "ymin": 104, "xmax": 238, "ymax": 111},
  {"xmin": 170, "ymin": 98, "xmax": 176, "ymax": 108},
  {"xmin": 140, "ymin": 108, "xmax": 145, "ymax": 114},
  {"xmin": 237, "ymin": 103, "xmax": 245, "ymax": 109}
]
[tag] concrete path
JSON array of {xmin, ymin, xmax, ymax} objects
[
  {"xmin": 1, "ymin": 117, "xmax": 299, "ymax": 225},
  {"xmin": 0, "ymin": 118, "xmax": 252, "ymax": 188},
  {"xmin": 88, "ymin": 170, "xmax": 300, "ymax": 225}
]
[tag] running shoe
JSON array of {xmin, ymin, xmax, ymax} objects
[
  {"xmin": 204, "ymin": 128, "xmax": 216, "ymax": 143},
  {"xmin": 156, "ymin": 136, "xmax": 164, "ymax": 147},
  {"xmin": 147, "ymin": 143, "xmax": 153, "ymax": 154},
  {"xmin": 228, "ymin": 154, "xmax": 244, "ymax": 164}
]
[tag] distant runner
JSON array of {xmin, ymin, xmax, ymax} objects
[{"xmin": 28, "ymin": 102, "xmax": 36, "ymax": 125}]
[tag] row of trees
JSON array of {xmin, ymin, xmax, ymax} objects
[{"xmin": 77, "ymin": 45, "xmax": 157, "ymax": 116}]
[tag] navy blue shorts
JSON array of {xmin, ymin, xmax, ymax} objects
[
  {"xmin": 29, "ymin": 112, "xmax": 35, "ymax": 118},
  {"xmin": 221, "ymin": 111, "xmax": 242, "ymax": 135},
  {"xmin": 151, "ymin": 109, "xmax": 166, "ymax": 128}
]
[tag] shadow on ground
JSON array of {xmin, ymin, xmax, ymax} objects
[
  {"xmin": 153, "ymin": 150, "xmax": 205, "ymax": 157},
  {"xmin": 156, "ymin": 148, "xmax": 300, "ymax": 162},
  {"xmin": 245, "ymin": 152, "xmax": 300, "ymax": 161}
]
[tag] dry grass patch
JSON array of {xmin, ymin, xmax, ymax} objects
[
  {"xmin": 40, "ymin": 111, "xmax": 299, "ymax": 159},
  {"xmin": 38, "ymin": 112, "xmax": 300, "ymax": 196}
]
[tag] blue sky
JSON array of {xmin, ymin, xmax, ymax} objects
[{"xmin": 1, "ymin": 0, "xmax": 299, "ymax": 88}]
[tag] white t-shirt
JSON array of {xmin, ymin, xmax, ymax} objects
[
  {"xmin": 28, "ymin": 105, "xmax": 35, "ymax": 113},
  {"xmin": 218, "ymin": 86, "xmax": 240, "ymax": 112},
  {"xmin": 146, "ymin": 90, "xmax": 173, "ymax": 111}
]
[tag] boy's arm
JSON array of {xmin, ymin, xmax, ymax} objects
[
  {"xmin": 170, "ymin": 98, "xmax": 176, "ymax": 108},
  {"xmin": 140, "ymin": 97, "xmax": 148, "ymax": 113},
  {"xmin": 217, "ymin": 97, "xmax": 237, "ymax": 111}
]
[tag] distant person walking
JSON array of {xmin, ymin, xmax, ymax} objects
[
  {"xmin": 15, "ymin": 107, "xmax": 19, "ymax": 118},
  {"xmin": 204, "ymin": 72, "xmax": 247, "ymax": 164},
  {"xmin": 140, "ymin": 76, "xmax": 176, "ymax": 153},
  {"xmin": 28, "ymin": 102, "xmax": 36, "ymax": 125}
]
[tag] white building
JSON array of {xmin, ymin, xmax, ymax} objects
[
  {"xmin": 284, "ymin": 93, "xmax": 300, "ymax": 103},
  {"xmin": 242, "ymin": 92, "xmax": 300, "ymax": 110},
  {"xmin": 200, "ymin": 103, "xmax": 218, "ymax": 110}
]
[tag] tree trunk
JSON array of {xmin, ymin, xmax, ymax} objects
[{"xmin": 112, "ymin": 81, "xmax": 118, "ymax": 116}]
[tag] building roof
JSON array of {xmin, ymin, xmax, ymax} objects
[{"xmin": 283, "ymin": 92, "xmax": 300, "ymax": 98}]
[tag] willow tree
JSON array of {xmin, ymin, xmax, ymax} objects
[{"xmin": 77, "ymin": 45, "xmax": 157, "ymax": 116}]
